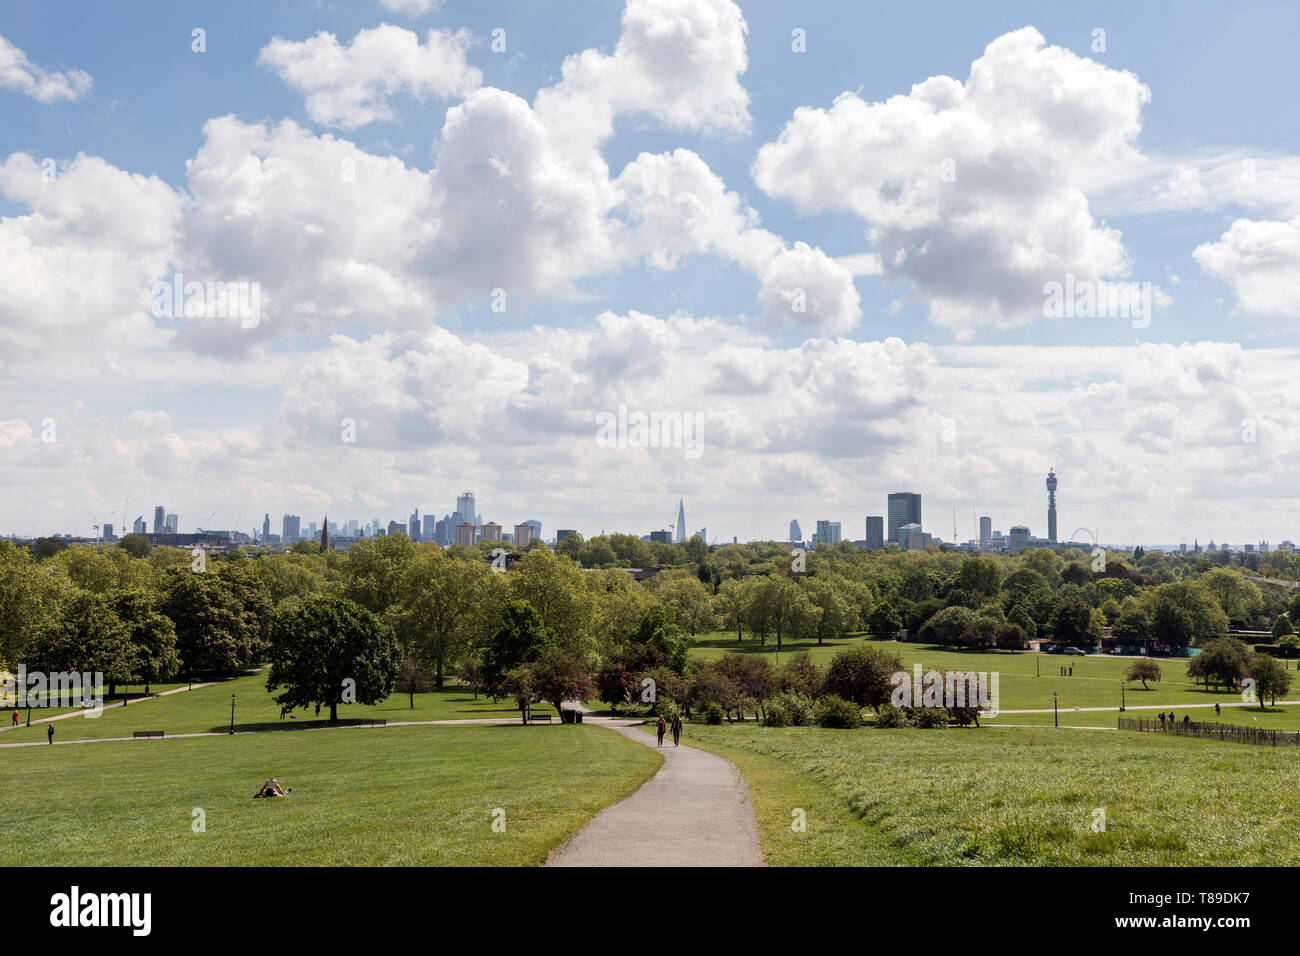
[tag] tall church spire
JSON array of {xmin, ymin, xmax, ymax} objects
[{"xmin": 320, "ymin": 514, "xmax": 329, "ymax": 551}]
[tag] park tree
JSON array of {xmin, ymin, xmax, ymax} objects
[
  {"xmin": 160, "ymin": 572, "xmax": 268, "ymax": 676},
  {"xmin": 554, "ymin": 531, "xmax": 583, "ymax": 560},
  {"xmin": 26, "ymin": 591, "xmax": 135, "ymax": 694},
  {"xmin": 956, "ymin": 556, "xmax": 1003, "ymax": 599},
  {"xmin": 917, "ymin": 605, "xmax": 978, "ymax": 646},
  {"xmin": 116, "ymin": 533, "xmax": 152, "ymax": 558},
  {"xmin": 482, "ymin": 600, "xmax": 554, "ymax": 691},
  {"xmin": 109, "ymin": 589, "xmax": 180, "ymax": 689},
  {"xmin": 395, "ymin": 653, "xmax": 433, "ymax": 708},
  {"xmin": 1271, "ymin": 614, "xmax": 1294, "ymax": 641},
  {"xmin": 762, "ymin": 576, "xmax": 821, "ymax": 650},
  {"xmin": 1125, "ymin": 659, "xmax": 1162, "ymax": 690},
  {"xmin": 994, "ymin": 621, "xmax": 1028, "ymax": 650},
  {"xmin": 776, "ymin": 652, "xmax": 824, "ymax": 699},
  {"xmin": 520, "ymin": 647, "xmax": 595, "ymax": 719},
  {"xmin": 631, "ymin": 604, "xmax": 689, "ymax": 673},
  {"xmin": 509, "ymin": 549, "xmax": 598, "ymax": 661},
  {"xmin": 959, "ymin": 615, "xmax": 999, "ymax": 650},
  {"xmin": 1198, "ymin": 568, "xmax": 1263, "ymax": 626},
  {"xmin": 684, "ymin": 535, "xmax": 709, "ymax": 565},
  {"xmin": 589, "ymin": 569, "xmax": 655, "ymax": 646},
  {"xmin": 656, "ymin": 575, "xmax": 716, "ymax": 637},
  {"xmin": 1049, "ymin": 596, "xmax": 1094, "ymax": 647},
  {"xmin": 1151, "ymin": 582, "xmax": 1229, "ymax": 648},
  {"xmin": 343, "ymin": 533, "xmax": 415, "ymax": 614},
  {"xmin": 0, "ymin": 539, "xmax": 67, "ymax": 663},
  {"xmin": 1186, "ymin": 637, "xmax": 1252, "ymax": 692},
  {"xmin": 1006, "ymin": 603, "xmax": 1037, "ymax": 641},
  {"xmin": 266, "ymin": 596, "xmax": 401, "ymax": 723},
  {"xmin": 392, "ymin": 548, "xmax": 496, "ymax": 688},
  {"xmin": 823, "ymin": 644, "xmax": 902, "ymax": 712},
  {"xmin": 867, "ymin": 602, "xmax": 903, "ymax": 638},
  {"xmin": 1248, "ymin": 653, "xmax": 1293, "ymax": 710}
]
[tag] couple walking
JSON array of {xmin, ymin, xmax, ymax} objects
[{"xmin": 656, "ymin": 713, "xmax": 682, "ymax": 748}]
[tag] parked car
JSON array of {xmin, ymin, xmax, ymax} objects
[{"xmin": 1063, "ymin": 646, "xmax": 1088, "ymax": 656}]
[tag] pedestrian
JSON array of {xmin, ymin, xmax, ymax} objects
[
  {"xmin": 656, "ymin": 714, "xmax": 666, "ymax": 748},
  {"xmin": 1183, "ymin": 715, "xmax": 1191, "ymax": 728},
  {"xmin": 1215, "ymin": 702, "xmax": 1221, "ymax": 716},
  {"xmin": 315, "ymin": 702, "xmax": 321, "ymax": 717},
  {"xmin": 671, "ymin": 712, "xmax": 682, "ymax": 747},
  {"xmin": 10, "ymin": 710, "xmax": 17, "ymax": 727},
  {"xmin": 1158, "ymin": 712, "xmax": 1165, "ymax": 727},
  {"xmin": 279, "ymin": 705, "xmax": 286, "ymax": 720},
  {"xmin": 47, "ymin": 724, "xmax": 54, "ymax": 745}
]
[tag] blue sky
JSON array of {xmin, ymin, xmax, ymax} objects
[{"xmin": 3, "ymin": 0, "xmax": 1300, "ymax": 545}]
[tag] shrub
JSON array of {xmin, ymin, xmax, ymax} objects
[
  {"xmin": 814, "ymin": 695, "xmax": 862, "ymax": 729},
  {"xmin": 781, "ymin": 691, "xmax": 816, "ymax": 727},
  {"xmin": 872, "ymin": 703, "xmax": 914, "ymax": 728},
  {"xmin": 762, "ymin": 698, "xmax": 791, "ymax": 727},
  {"xmin": 912, "ymin": 707, "xmax": 949, "ymax": 729},
  {"xmin": 702, "ymin": 702, "xmax": 724, "ymax": 725}
]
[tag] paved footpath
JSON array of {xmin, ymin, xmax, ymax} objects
[{"xmin": 545, "ymin": 718, "xmax": 764, "ymax": 868}]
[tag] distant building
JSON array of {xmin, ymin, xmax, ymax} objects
[
  {"xmin": 650, "ymin": 530, "xmax": 673, "ymax": 544},
  {"xmin": 556, "ymin": 529, "xmax": 578, "ymax": 543},
  {"xmin": 153, "ymin": 506, "xmax": 166, "ymax": 534},
  {"xmin": 165, "ymin": 513, "xmax": 178, "ymax": 534},
  {"xmin": 102, "ymin": 523, "xmax": 114, "ymax": 540},
  {"xmin": 132, "ymin": 515, "xmax": 146, "ymax": 535},
  {"xmin": 387, "ymin": 520, "xmax": 403, "ymax": 537},
  {"xmin": 1009, "ymin": 525, "xmax": 1031, "ymax": 553},
  {"xmin": 522, "ymin": 519, "xmax": 542, "ymax": 541},
  {"xmin": 789, "ymin": 519, "xmax": 802, "ymax": 542},
  {"xmin": 865, "ymin": 516, "xmax": 884, "ymax": 551},
  {"xmin": 675, "ymin": 499, "xmax": 687, "ymax": 545},
  {"xmin": 979, "ymin": 516, "xmax": 992, "ymax": 551},
  {"xmin": 814, "ymin": 520, "xmax": 841, "ymax": 546},
  {"xmin": 1046, "ymin": 470, "xmax": 1058, "ymax": 544},
  {"xmin": 455, "ymin": 523, "xmax": 477, "ymax": 547},
  {"xmin": 887, "ymin": 493, "xmax": 921, "ymax": 544},
  {"xmin": 456, "ymin": 492, "xmax": 477, "ymax": 529},
  {"xmin": 408, "ymin": 509, "xmax": 420, "ymax": 542},
  {"xmin": 513, "ymin": 523, "xmax": 534, "ymax": 548},
  {"xmin": 282, "ymin": 514, "xmax": 301, "ymax": 542},
  {"xmin": 481, "ymin": 522, "xmax": 502, "ymax": 542},
  {"xmin": 422, "ymin": 514, "xmax": 437, "ymax": 541}
]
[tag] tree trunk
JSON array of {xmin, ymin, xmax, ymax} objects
[
  {"xmin": 409, "ymin": 691, "xmax": 414, "ymax": 708},
  {"xmin": 435, "ymin": 657, "xmax": 444, "ymax": 689},
  {"xmin": 329, "ymin": 701, "xmax": 337, "ymax": 723}
]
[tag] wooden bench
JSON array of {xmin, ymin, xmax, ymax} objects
[
  {"xmin": 355, "ymin": 719, "xmax": 386, "ymax": 728},
  {"xmin": 528, "ymin": 713, "xmax": 553, "ymax": 723},
  {"xmin": 133, "ymin": 730, "xmax": 164, "ymax": 739}
]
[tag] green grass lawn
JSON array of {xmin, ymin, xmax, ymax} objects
[
  {"xmin": 0, "ymin": 724, "xmax": 661, "ymax": 865},
  {"xmin": 0, "ymin": 673, "xmax": 557, "ymax": 744},
  {"xmin": 690, "ymin": 633, "xmax": 1300, "ymax": 714},
  {"xmin": 672, "ymin": 723, "xmax": 1300, "ymax": 866},
  {"xmin": 987, "ymin": 703, "xmax": 1300, "ymax": 730}
]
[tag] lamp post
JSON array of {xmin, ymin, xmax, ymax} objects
[
  {"xmin": 1053, "ymin": 691, "xmax": 1058, "ymax": 728},
  {"xmin": 1036, "ymin": 655, "xmax": 1040, "ymax": 678},
  {"xmin": 1120, "ymin": 682, "xmax": 1126, "ymax": 712},
  {"xmin": 230, "ymin": 694, "xmax": 236, "ymax": 735}
]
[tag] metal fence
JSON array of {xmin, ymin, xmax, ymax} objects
[{"xmin": 1118, "ymin": 716, "xmax": 1300, "ymax": 747}]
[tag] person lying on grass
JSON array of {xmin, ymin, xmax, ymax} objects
[{"xmin": 254, "ymin": 778, "xmax": 291, "ymax": 798}]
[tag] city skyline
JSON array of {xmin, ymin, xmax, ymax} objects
[{"xmin": 4, "ymin": 2, "xmax": 1300, "ymax": 547}]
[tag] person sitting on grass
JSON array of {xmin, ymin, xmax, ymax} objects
[{"xmin": 254, "ymin": 778, "xmax": 291, "ymax": 798}]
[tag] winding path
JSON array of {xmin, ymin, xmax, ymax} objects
[{"xmin": 545, "ymin": 718, "xmax": 764, "ymax": 867}]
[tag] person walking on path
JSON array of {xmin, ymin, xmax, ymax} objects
[
  {"xmin": 1215, "ymin": 702, "xmax": 1221, "ymax": 716},
  {"xmin": 671, "ymin": 713, "xmax": 682, "ymax": 747},
  {"xmin": 10, "ymin": 710, "xmax": 17, "ymax": 727},
  {"xmin": 656, "ymin": 714, "xmax": 666, "ymax": 748},
  {"xmin": 47, "ymin": 724, "xmax": 53, "ymax": 745}
]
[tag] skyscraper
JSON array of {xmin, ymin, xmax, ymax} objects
[
  {"xmin": 408, "ymin": 508, "xmax": 420, "ymax": 542},
  {"xmin": 887, "ymin": 493, "xmax": 922, "ymax": 544},
  {"xmin": 1046, "ymin": 470, "xmax": 1058, "ymax": 544},
  {"xmin": 514, "ymin": 523, "xmax": 534, "ymax": 548},
  {"xmin": 282, "ymin": 514, "xmax": 301, "ymax": 542},
  {"xmin": 422, "ymin": 513, "xmax": 437, "ymax": 541},
  {"xmin": 153, "ymin": 506, "xmax": 165, "ymax": 533},
  {"xmin": 132, "ymin": 515, "xmax": 146, "ymax": 534},
  {"xmin": 675, "ymin": 499, "xmax": 686, "ymax": 544},
  {"xmin": 979, "ymin": 516, "xmax": 992, "ymax": 551},
  {"xmin": 262, "ymin": 513, "xmax": 270, "ymax": 540},
  {"xmin": 814, "ymin": 520, "xmax": 841, "ymax": 545},
  {"xmin": 865, "ymin": 516, "xmax": 884, "ymax": 550},
  {"xmin": 789, "ymin": 519, "xmax": 802, "ymax": 542},
  {"xmin": 456, "ymin": 491, "xmax": 476, "ymax": 528}
]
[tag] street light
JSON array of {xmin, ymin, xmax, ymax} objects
[
  {"xmin": 1053, "ymin": 691, "xmax": 1058, "ymax": 728},
  {"xmin": 230, "ymin": 694, "xmax": 236, "ymax": 735},
  {"xmin": 1120, "ymin": 681, "xmax": 1126, "ymax": 712}
]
